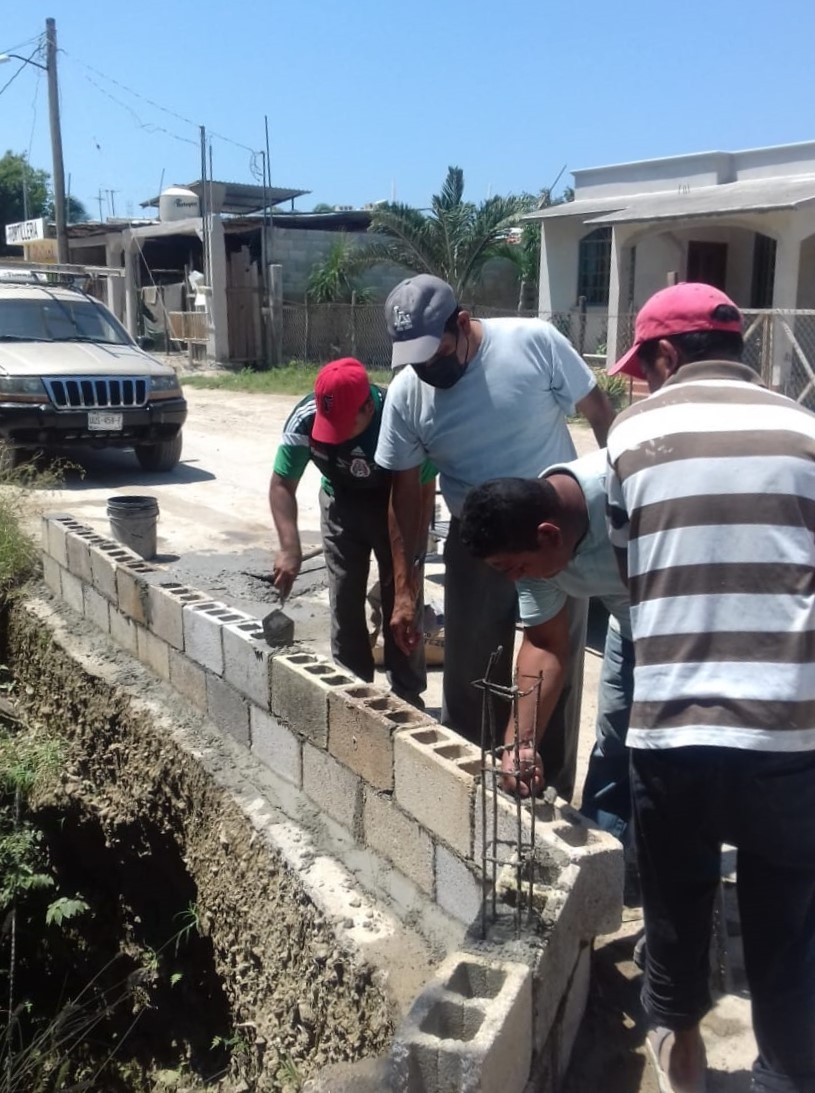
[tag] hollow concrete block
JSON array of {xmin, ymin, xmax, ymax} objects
[
  {"xmin": 168, "ymin": 649, "xmax": 207, "ymax": 712},
  {"xmin": 115, "ymin": 564, "xmax": 156, "ymax": 625},
  {"xmin": 435, "ymin": 844, "xmax": 483, "ymax": 926},
  {"xmin": 82, "ymin": 584, "xmax": 110, "ymax": 633},
  {"xmin": 46, "ymin": 517, "xmax": 70, "ymax": 567},
  {"xmin": 250, "ymin": 706, "xmax": 302, "ymax": 787},
  {"xmin": 182, "ymin": 601, "xmax": 236, "ymax": 675},
  {"xmin": 302, "ymin": 741, "xmax": 362, "ymax": 833},
  {"xmin": 394, "ymin": 727, "xmax": 481, "ymax": 859},
  {"xmin": 65, "ymin": 533, "xmax": 92, "ymax": 584},
  {"xmin": 363, "ymin": 787, "xmax": 434, "ymax": 895},
  {"xmin": 42, "ymin": 554, "xmax": 62, "ymax": 598},
  {"xmin": 89, "ymin": 544, "xmax": 119, "ymax": 602},
  {"xmin": 328, "ymin": 685, "xmax": 431, "ymax": 791},
  {"xmin": 60, "ymin": 569, "xmax": 84, "ymax": 615},
  {"xmin": 271, "ymin": 652, "xmax": 354, "ymax": 749},
  {"xmin": 223, "ymin": 618, "xmax": 273, "ymax": 709},
  {"xmin": 206, "ymin": 674, "xmax": 250, "ymax": 746},
  {"xmin": 391, "ymin": 951, "xmax": 532, "ymax": 1093},
  {"xmin": 109, "ymin": 607, "xmax": 138, "ymax": 655},
  {"xmin": 146, "ymin": 582, "xmax": 196, "ymax": 651},
  {"xmin": 136, "ymin": 626, "xmax": 171, "ymax": 681}
]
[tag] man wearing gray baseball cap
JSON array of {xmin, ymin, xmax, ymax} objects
[{"xmin": 375, "ymin": 273, "xmax": 615, "ymax": 800}]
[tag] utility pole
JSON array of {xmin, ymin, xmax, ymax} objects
[{"xmin": 46, "ymin": 18, "xmax": 68, "ymax": 263}]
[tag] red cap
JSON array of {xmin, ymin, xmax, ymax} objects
[
  {"xmin": 312, "ymin": 358, "xmax": 370, "ymax": 444},
  {"xmin": 609, "ymin": 283, "xmax": 743, "ymax": 379}
]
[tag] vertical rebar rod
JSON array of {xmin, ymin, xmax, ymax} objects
[
  {"xmin": 480, "ymin": 648, "xmax": 500, "ymax": 939},
  {"xmin": 529, "ymin": 672, "xmax": 542, "ymax": 922},
  {"xmin": 487, "ymin": 649, "xmax": 502, "ymax": 925},
  {"xmin": 512, "ymin": 677, "xmax": 523, "ymax": 938}
]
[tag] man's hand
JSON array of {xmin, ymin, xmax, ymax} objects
[
  {"xmin": 500, "ymin": 741, "xmax": 544, "ymax": 798},
  {"xmin": 390, "ymin": 591, "xmax": 422, "ymax": 655},
  {"xmin": 272, "ymin": 548, "xmax": 301, "ymax": 601}
]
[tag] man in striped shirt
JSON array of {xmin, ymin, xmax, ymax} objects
[{"xmin": 606, "ymin": 283, "xmax": 815, "ymax": 1093}]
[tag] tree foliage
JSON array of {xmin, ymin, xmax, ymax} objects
[
  {"xmin": 305, "ymin": 233, "xmax": 375, "ymax": 303},
  {"xmin": 0, "ymin": 150, "xmax": 88, "ymax": 254},
  {"xmin": 360, "ymin": 166, "xmax": 535, "ymax": 298}
]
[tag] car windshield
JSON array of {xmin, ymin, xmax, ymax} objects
[{"xmin": 0, "ymin": 296, "xmax": 132, "ymax": 346}]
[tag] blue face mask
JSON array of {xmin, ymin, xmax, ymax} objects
[{"xmin": 412, "ymin": 334, "xmax": 469, "ymax": 389}]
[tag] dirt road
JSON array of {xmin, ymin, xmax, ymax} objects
[{"xmin": 31, "ymin": 385, "xmax": 756, "ymax": 1092}]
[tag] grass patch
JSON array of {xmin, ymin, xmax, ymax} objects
[
  {"xmin": 0, "ymin": 455, "xmax": 69, "ymax": 601},
  {"xmin": 182, "ymin": 363, "xmax": 393, "ymax": 397}
]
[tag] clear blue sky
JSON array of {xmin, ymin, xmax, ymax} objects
[{"xmin": 2, "ymin": 0, "xmax": 815, "ymax": 220}]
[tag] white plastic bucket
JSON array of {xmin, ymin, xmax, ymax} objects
[{"xmin": 107, "ymin": 495, "xmax": 159, "ymax": 560}]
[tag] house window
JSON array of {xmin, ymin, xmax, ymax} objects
[
  {"xmin": 577, "ymin": 227, "xmax": 612, "ymax": 305},
  {"xmin": 750, "ymin": 233, "xmax": 776, "ymax": 308}
]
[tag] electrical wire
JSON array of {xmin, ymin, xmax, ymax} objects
[
  {"xmin": 61, "ymin": 50, "xmax": 260, "ymax": 156},
  {"xmin": 0, "ymin": 32, "xmax": 43, "ymax": 57},
  {"xmin": 0, "ymin": 44, "xmax": 42, "ymax": 99}
]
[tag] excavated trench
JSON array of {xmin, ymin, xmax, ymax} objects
[{"xmin": 2, "ymin": 600, "xmax": 395, "ymax": 1092}]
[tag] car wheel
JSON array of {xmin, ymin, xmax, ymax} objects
[{"xmin": 134, "ymin": 432, "xmax": 183, "ymax": 472}]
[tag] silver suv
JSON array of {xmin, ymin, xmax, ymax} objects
[{"xmin": 0, "ymin": 273, "xmax": 187, "ymax": 472}]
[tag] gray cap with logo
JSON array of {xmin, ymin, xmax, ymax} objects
[{"xmin": 384, "ymin": 274, "xmax": 458, "ymax": 368}]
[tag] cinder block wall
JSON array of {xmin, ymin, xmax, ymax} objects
[{"xmin": 40, "ymin": 513, "xmax": 623, "ymax": 1093}]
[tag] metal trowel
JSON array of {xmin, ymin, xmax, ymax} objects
[{"xmin": 261, "ymin": 589, "xmax": 295, "ymax": 646}]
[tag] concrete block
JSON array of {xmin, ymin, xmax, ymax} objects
[
  {"xmin": 250, "ymin": 706, "xmax": 302, "ymax": 786},
  {"xmin": 65, "ymin": 533, "xmax": 92, "ymax": 583},
  {"xmin": 115, "ymin": 564, "xmax": 155, "ymax": 625},
  {"xmin": 394, "ymin": 727, "xmax": 481, "ymax": 858},
  {"xmin": 302, "ymin": 742, "xmax": 361, "ymax": 833},
  {"xmin": 42, "ymin": 554, "xmax": 62, "ymax": 597},
  {"xmin": 328, "ymin": 685, "xmax": 431, "ymax": 791},
  {"xmin": 223, "ymin": 618, "xmax": 273, "ymax": 708},
  {"xmin": 182, "ymin": 601, "xmax": 249, "ymax": 675},
  {"xmin": 109, "ymin": 608, "xmax": 138, "ymax": 655},
  {"xmin": 168, "ymin": 650, "xmax": 207, "ymax": 712},
  {"xmin": 391, "ymin": 952, "xmax": 532, "ymax": 1093},
  {"xmin": 60, "ymin": 569, "xmax": 84, "ymax": 615},
  {"xmin": 435, "ymin": 845, "xmax": 483, "ymax": 926},
  {"xmin": 136, "ymin": 626, "xmax": 171, "ymax": 681},
  {"xmin": 553, "ymin": 943, "xmax": 591, "ymax": 1082},
  {"xmin": 146, "ymin": 582, "xmax": 201, "ymax": 651},
  {"xmin": 271, "ymin": 652, "xmax": 354, "ymax": 749},
  {"xmin": 46, "ymin": 518, "xmax": 70, "ymax": 566},
  {"xmin": 206, "ymin": 674, "xmax": 250, "ymax": 746},
  {"xmin": 82, "ymin": 584, "xmax": 110, "ymax": 633},
  {"xmin": 363, "ymin": 788, "xmax": 433, "ymax": 895},
  {"xmin": 89, "ymin": 544, "xmax": 118, "ymax": 602}
]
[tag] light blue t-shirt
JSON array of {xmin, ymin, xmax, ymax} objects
[
  {"xmin": 517, "ymin": 449, "xmax": 632, "ymax": 639},
  {"xmin": 375, "ymin": 317, "xmax": 596, "ymax": 516}
]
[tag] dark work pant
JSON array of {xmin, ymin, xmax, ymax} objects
[
  {"xmin": 319, "ymin": 489, "xmax": 425, "ymax": 703},
  {"xmin": 580, "ymin": 625, "xmax": 634, "ymax": 843},
  {"xmin": 631, "ymin": 746, "xmax": 815, "ymax": 1093},
  {"xmin": 441, "ymin": 516, "xmax": 587, "ymax": 801}
]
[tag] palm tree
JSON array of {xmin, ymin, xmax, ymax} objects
[
  {"xmin": 305, "ymin": 233, "xmax": 375, "ymax": 303},
  {"xmin": 360, "ymin": 167, "xmax": 534, "ymax": 299}
]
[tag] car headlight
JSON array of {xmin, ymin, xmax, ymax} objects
[
  {"xmin": 0, "ymin": 375, "xmax": 47, "ymax": 397},
  {"xmin": 150, "ymin": 374, "xmax": 182, "ymax": 394}
]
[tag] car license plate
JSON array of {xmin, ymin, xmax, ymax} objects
[{"xmin": 88, "ymin": 410, "xmax": 123, "ymax": 431}]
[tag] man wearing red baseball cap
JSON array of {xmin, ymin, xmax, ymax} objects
[
  {"xmin": 270, "ymin": 358, "xmax": 431, "ymax": 706},
  {"xmin": 606, "ymin": 283, "xmax": 815, "ymax": 1093}
]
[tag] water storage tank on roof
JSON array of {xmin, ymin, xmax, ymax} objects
[{"xmin": 159, "ymin": 187, "xmax": 200, "ymax": 222}]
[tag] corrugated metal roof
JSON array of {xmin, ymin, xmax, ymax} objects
[
  {"xmin": 140, "ymin": 180, "xmax": 309, "ymax": 214},
  {"xmin": 529, "ymin": 176, "xmax": 815, "ymax": 228}
]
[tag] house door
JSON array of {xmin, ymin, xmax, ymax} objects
[{"xmin": 687, "ymin": 241, "xmax": 728, "ymax": 290}]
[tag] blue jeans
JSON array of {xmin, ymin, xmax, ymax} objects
[
  {"xmin": 632, "ymin": 746, "xmax": 815, "ymax": 1093},
  {"xmin": 579, "ymin": 624, "xmax": 634, "ymax": 843}
]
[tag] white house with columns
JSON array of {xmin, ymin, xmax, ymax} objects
[{"xmin": 530, "ymin": 140, "xmax": 815, "ymax": 377}]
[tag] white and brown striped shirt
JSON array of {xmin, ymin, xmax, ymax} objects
[{"xmin": 606, "ymin": 360, "xmax": 815, "ymax": 752}]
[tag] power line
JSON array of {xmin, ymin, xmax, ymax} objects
[
  {"xmin": 0, "ymin": 33, "xmax": 43, "ymax": 57},
  {"xmin": 0, "ymin": 44, "xmax": 42, "ymax": 99},
  {"xmin": 62, "ymin": 50, "xmax": 260, "ymax": 156}
]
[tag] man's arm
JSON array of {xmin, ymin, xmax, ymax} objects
[
  {"xmin": 501, "ymin": 606, "xmax": 571, "ymax": 798},
  {"xmin": 575, "ymin": 385, "xmax": 616, "ymax": 448},
  {"xmin": 269, "ymin": 472, "xmax": 302, "ymax": 600},
  {"xmin": 388, "ymin": 466, "xmax": 424, "ymax": 654}
]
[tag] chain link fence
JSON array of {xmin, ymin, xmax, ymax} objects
[{"xmin": 280, "ymin": 301, "xmax": 815, "ymax": 410}]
